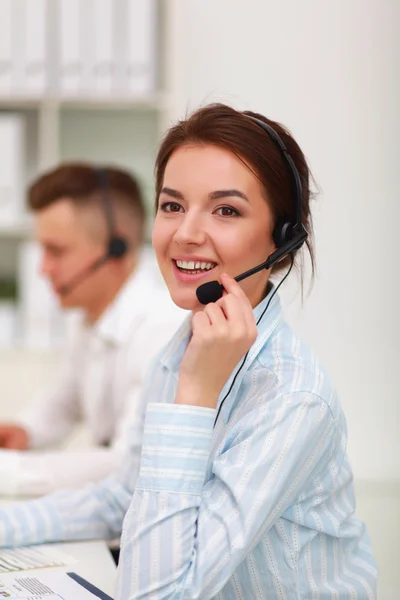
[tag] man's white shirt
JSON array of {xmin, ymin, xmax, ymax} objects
[{"xmin": 0, "ymin": 253, "xmax": 187, "ymax": 496}]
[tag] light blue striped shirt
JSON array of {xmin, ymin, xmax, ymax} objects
[{"xmin": 0, "ymin": 288, "xmax": 377, "ymax": 598}]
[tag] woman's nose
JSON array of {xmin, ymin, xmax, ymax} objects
[{"xmin": 173, "ymin": 214, "xmax": 207, "ymax": 246}]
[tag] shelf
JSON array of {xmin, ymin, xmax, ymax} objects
[
  {"xmin": 0, "ymin": 93, "xmax": 169, "ymax": 111},
  {"xmin": 59, "ymin": 93, "xmax": 168, "ymax": 110}
]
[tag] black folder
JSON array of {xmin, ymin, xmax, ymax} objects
[{"xmin": 66, "ymin": 572, "xmax": 113, "ymax": 600}]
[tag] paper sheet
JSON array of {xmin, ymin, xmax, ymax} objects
[{"xmin": 0, "ymin": 569, "xmax": 98, "ymax": 599}]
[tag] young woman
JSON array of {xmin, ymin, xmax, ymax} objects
[{"xmin": 115, "ymin": 104, "xmax": 377, "ymax": 598}]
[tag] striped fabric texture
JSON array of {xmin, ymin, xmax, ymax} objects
[{"xmin": 0, "ymin": 288, "xmax": 377, "ymax": 598}]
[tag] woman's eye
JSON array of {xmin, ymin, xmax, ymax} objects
[
  {"xmin": 215, "ymin": 206, "xmax": 240, "ymax": 217},
  {"xmin": 160, "ymin": 201, "xmax": 183, "ymax": 213}
]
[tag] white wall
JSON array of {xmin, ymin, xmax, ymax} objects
[{"xmin": 164, "ymin": 0, "xmax": 399, "ymax": 480}]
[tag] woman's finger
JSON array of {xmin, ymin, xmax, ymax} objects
[
  {"xmin": 216, "ymin": 293, "xmax": 247, "ymax": 328},
  {"xmin": 203, "ymin": 302, "xmax": 228, "ymax": 329},
  {"xmin": 219, "ymin": 273, "xmax": 257, "ymax": 331}
]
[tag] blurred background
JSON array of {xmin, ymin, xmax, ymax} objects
[{"xmin": 0, "ymin": 1, "xmax": 398, "ymax": 596}]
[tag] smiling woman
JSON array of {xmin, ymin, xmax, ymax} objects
[
  {"xmin": 153, "ymin": 143, "xmax": 277, "ymax": 310},
  {"xmin": 0, "ymin": 105, "xmax": 377, "ymax": 600},
  {"xmin": 112, "ymin": 104, "xmax": 378, "ymax": 599}
]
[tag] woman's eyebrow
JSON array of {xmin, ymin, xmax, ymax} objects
[
  {"xmin": 160, "ymin": 187, "xmax": 184, "ymax": 199},
  {"xmin": 210, "ymin": 189, "xmax": 249, "ymax": 202},
  {"xmin": 160, "ymin": 187, "xmax": 249, "ymax": 202}
]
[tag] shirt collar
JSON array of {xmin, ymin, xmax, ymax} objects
[{"xmin": 160, "ymin": 283, "xmax": 283, "ymax": 375}]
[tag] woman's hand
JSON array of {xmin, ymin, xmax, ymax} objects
[{"xmin": 175, "ymin": 273, "xmax": 258, "ymax": 409}]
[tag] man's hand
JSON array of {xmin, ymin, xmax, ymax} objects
[{"xmin": 0, "ymin": 425, "xmax": 30, "ymax": 450}]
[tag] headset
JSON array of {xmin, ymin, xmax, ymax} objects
[
  {"xmin": 196, "ymin": 115, "xmax": 308, "ymax": 305},
  {"xmin": 59, "ymin": 167, "xmax": 129, "ymax": 296},
  {"xmin": 96, "ymin": 167, "xmax": 129, "ymax": 260},
  {"xmin": 192, "ymin": 115, "xmax": 309, "ymax": 424}
]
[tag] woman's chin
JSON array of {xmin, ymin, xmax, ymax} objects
[{"xmin": 169, "ymin": 289, "xmax": 201, "ymax": 311}]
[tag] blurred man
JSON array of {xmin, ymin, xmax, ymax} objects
[{"xmin": 0, "ymin": 163, "xmax": 186, "ymax": 496}]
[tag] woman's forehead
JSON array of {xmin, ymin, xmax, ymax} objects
[{"xmin": 163, "ymin": 144, "xmax": 261, "ymax": 193}]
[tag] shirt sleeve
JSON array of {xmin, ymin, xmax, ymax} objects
[
  {"xmin": 0, "ymin": 461, "xmax": 133, "ymax": 548},
  {"xmin": 115, "ymin": 391, "xmax": 339, "ymax": 600},
  {"xmin": 15, "ymin": 347, "xmax": 81, "ymax": 450},
  {"xmin": 0, "ymin": 447, "xmax": 123, "ymax": 497},
  {"xmin": 0, "ymin": 358, "xmax": 156, "ymax": 549},
  {"xmin": 0, "ymin": 417, "xmax": 143, "ymax": 548}
]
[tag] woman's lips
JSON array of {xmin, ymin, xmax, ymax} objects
[{"xmin": 172, "ymin": 260, "xmax": 218, "ymax": 283}]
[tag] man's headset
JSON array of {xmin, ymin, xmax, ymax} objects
[
  {"xmin": 196, "ymin": 115, "xmax": 308, "ymax": 305},
  {"xmin": 59, "ymin": 167, "xmax": 129, "ymax": 296}
]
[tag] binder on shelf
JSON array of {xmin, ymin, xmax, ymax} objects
[
  {"xmin": 10, "ymin": 0, "xmax": 26, "ymax": 93},
  {"xmin": 126, "ymin": 0, "xmax": 157, "ymax": 97},
  {"xmin": 24, "ymin": 0, "xmax": 48, "ymax": 94},
  {"xmin": 1, "ymin": 0, "xmax": 159, "ymax": 99},
  {"xmin": 0, "ymin": 114, "xmax": 25, "ymax": 226},
  {"xmin": 78, "ymin": 0, "xmax": 96, "ymax": 94},
  {"xmin": 92, "ymin": 0, "xmax": 114, "ymax": 95},
  {"xmin": 59, "ymin": 0, "xmax": 82, "ymax": 95},
  {"xmin": 0, "ymin": 0, "xmax": 13, "ymax": 93},
  {"xmin": 111, "ymin": 0, "xmax": 129, "ymax": 96},
  {"xmin": 1, "ymin": 0, "xmax": 48, "ymax": 96}
]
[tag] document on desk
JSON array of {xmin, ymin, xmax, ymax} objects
[
  {"xmin": 0, "ymin": 568, "xmax": 105, "ymax": 599},
  {"xmin": 0, "ymin": 545, "xmax": 77, "ymax": 572}
]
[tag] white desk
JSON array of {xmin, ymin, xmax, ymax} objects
[{"xmin": 5, "ymin": 539, "xmax": 117, "ymax": 597}]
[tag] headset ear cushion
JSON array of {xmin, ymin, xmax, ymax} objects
[
  {"xmin": 108, "ymin": 237, "xmax": 128, "ymax": 259},
  {"xmin": 272, "ymin": 218, "xmax": 293, "ymax": 248}
]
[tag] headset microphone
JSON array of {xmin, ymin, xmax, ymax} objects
[
  {"xmin": 196, "ymin": 225, "xmax": 307, "ymax": 304},
  {"xmin": 58, "ymin": 255, "xmax": 109, "ymax": 296},
  {"xmin": 58, "ymin": 167, "xmax": 129, "ymax": 296},
  {"xmin": 196, "ymin": 116, "xmax": 308, "ymax": 305}
]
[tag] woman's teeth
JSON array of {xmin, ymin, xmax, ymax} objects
[{"xmin": 175, "ymin": 260, "xmax": 216, "ymax": 273}]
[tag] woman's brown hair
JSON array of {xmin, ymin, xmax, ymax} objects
[{"xmin": 155, "ymin": 103, "xmax": 316, "ymax": 284}]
